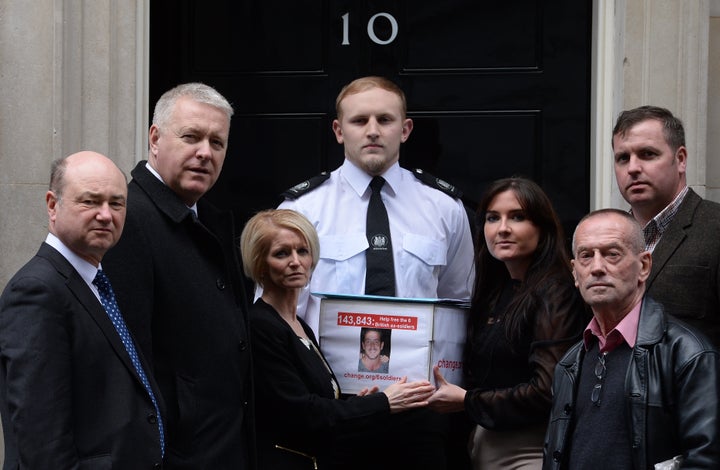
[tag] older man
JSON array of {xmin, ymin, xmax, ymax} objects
[
  {"xmin": 0, "ymin": 151, "xmax": 164, "ymax": 468},
  {"xmin": 612, "ymin": 106, "xmax": 720, "ymax": 345},
  {"xmin": 543, "ymin": 209, "xmax": 719, "ymax": 469},
  {"xmin": 103, "ymin": 83, "xmax": 254, "ymax": 468}
]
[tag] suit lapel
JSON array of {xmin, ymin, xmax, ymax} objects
[
  {"xmin": 646, "ymin": 189, "xmax": 701, "ymax": 289},
  {"xmin": 39, "ymin": 244, "xmax": 148, "ymax": 387}
]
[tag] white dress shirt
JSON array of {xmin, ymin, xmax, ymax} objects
[
  {"xmin": 45, "ymin": 233, "xmax": 102, "ymax": 301},
  {"xmin": 145, "ymin": 161, "xmax": 198, "ymax": 216},
  {"xmin": 278, "ymin": 159, "xmax": 475, "ymax": 334}
]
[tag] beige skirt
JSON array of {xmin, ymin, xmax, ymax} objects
[{"xmin": 469, "ymin": 423, "xmax": 545, "ymax": 470}]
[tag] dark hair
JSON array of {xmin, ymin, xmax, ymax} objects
[
  {"xmin": 612, "ymin": 105, "xmax": 685, "ymax": 152},
  {"xmin": 49, "ymin": 156, "xmax": 70, "ymax": 197},
  {"xmin": 359, "ymin": 328, "xmax": 390, "ymax": 355},
  {"xmin": 469, "ymin": 177, "xmax": 572, "ymax": 344}
]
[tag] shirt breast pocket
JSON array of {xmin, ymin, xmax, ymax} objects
[
  {"xmin": 318, "ymin": 234, "xmax": 368, "ymax": 291},
  {"xmin": 400, "ymin": 234, "xmax": 447, "ymax": 294}
]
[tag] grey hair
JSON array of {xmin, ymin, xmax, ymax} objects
[
  {"xmin": 572, "ymin": 208, "xmax": 645, "ymax": 254},
  {"xmin": 152, "ymin": 83, "xmax": 234, "ymax": 130},
  {"xmin": 49, "ymin": 156, "xmax": 70, "ymax": 197}
]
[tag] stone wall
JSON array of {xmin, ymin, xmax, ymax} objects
[{"xmin": 0, "ymin": 0, "xmax": 718, "ymax": 462}]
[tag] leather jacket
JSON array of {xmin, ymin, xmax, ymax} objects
[
  {"xmin": 464, "ymin": 276, "xmax": 588, "ymax": 430},
  {"xmin": 543, "ymin": 297, "xmax": 720, "ymax": 469}
]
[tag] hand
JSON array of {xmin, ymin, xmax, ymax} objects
[
  {"xmin": 357, "ymin": 386, "xmax": 380, "ymax": 397},
  {"xmin": 383, "ymin": 376, "xmax": 435, "ymax": 413},
  {"xmin": 427, "ymin": 365, "xmax": 467, "ymax": 413}
]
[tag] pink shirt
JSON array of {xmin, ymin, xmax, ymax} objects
[{"xmin": 583, "ymin": 300, "xmax": 642, "ymax": 353}]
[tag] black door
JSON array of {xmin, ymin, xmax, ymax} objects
[{"xmin": 150, "ymin": 0, "xmax": 591, "ymax": 237}]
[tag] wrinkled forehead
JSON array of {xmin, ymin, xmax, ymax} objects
[{"xmin": 574, "ymin": 215, "xmax": 634, "ymax": 253}]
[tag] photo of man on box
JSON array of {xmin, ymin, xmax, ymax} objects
[{"xmin": 358, "ymin": 328, "xmax": 391, "ymax": 373}]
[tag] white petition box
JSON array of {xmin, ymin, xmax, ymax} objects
[{"xmin": 316, "ymin": 292, "xmax": 468, "ymax": 394}]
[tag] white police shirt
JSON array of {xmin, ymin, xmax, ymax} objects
[{"xmin": 277, "ymin": 159, "xmax": 475, "ymax": 335}]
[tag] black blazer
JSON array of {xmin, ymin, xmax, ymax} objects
[
  {"xmin": 645, "ymin": 188, "xmax": 720, "ymax": 346},
  {"xmin": 103, "ymin": 161, "xmax": 254, "ymax": 469},
  {"xmin": 0, "ymin": 243, "xmax": 164, "ymax": 469},
  {"xmin": 251, "ymin": 299, "xmax": 389, "ymax": 470}
]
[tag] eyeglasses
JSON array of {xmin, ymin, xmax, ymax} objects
[{"xmin": 591, "ymin": 352, "xmax": 607, "ymax": 407}]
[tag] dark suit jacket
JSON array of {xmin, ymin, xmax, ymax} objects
[
  {"xmin": 103, "ymin": 161, "xmax": 254, "ymax": 469},
  {"xmin": 0, "ymin": 243, "xmax": 164, "ymax": 469},
  {"xmin": 645, "ymin": 188, "xmax": 720, "ymax": 346}
]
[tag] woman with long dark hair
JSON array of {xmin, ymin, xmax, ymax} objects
[{"xmin": 429, "ymin": 177, "xmax": 588, "ymax": 469}]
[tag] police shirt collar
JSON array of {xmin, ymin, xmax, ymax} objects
[{"xmin": 342, "ymin": 158, "xmax": 400, "ymax": 198}]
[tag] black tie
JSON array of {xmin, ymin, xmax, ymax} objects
[{"xmin": 365, "ymin": 176, "xmax": 396, "ymax": 296}]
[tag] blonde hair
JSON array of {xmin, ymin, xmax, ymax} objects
[
  {"xmin": 335, "ymin": 76, "xmax": 407, "ymax": 120},
  {"xmin": 240, "ymin": 209, "xmax": 320, "ymax": 287}
]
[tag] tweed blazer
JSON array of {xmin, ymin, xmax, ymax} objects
[{"xmin": 645, "ymin": 188, "xmax": 720, "ymax": 346}]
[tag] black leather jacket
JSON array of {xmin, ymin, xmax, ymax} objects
[{"xmin": 543, "ymin": 297, "xmax": 720, "ymax": 469}]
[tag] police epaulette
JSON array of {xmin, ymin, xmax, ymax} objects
[
  {"xmin": 280, "ymin": 172, "xmax": 331, "ymax": 200},
  {"xmin": 412, "ymin": 168, "xmax": 463, "ymax": 199}
]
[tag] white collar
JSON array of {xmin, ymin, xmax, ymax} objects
[
  {"xmin": 145, "ymin": 161, "xmax": 198, "ymax": 216},
  {"xmin": 341, "ymin": 159, "xmax": 401, "ymax": 197},
  {"xmin": 45, "ymin": 233, "xmax": 100, "ymax": 286}
]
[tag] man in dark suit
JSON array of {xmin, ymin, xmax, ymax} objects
[
  {"xmin": 0, "ymin": 151, "xmax": 165, "ymax": 468},
  {"xmin": 612, "ymin": 105, "xmax": 720, "ymax": 346},
  {"xmin": 103, "ymin": 83, "xmax": 254, "ymax": 469}
]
